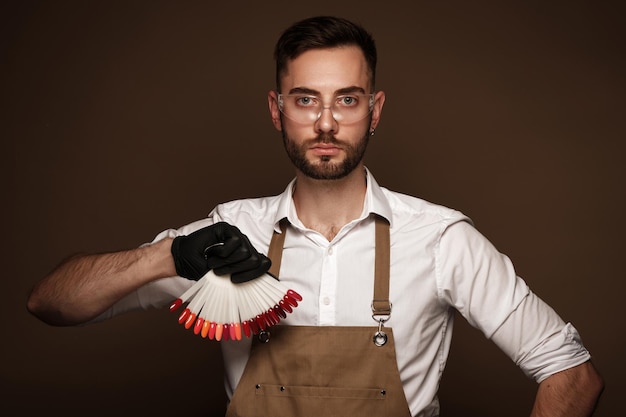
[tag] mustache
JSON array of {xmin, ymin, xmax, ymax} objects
[{"xmin": 311, "ymin": 133, "xmax": 339, "ymax": 144}]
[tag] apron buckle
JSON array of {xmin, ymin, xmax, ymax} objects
[
  {"xmin": 371, "ymin": 305, "xmax": 391, "ymax": 347},
  {"xmin": 373, "ymin": 317, "xmax": 389, "ymax": 346},
  {"xmin": 373, "ymin": 330, "xmax": 388, "ymax": 346}
]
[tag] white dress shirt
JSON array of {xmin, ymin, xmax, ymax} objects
[{"xmin": 100, "ymin": 168, "xmax": 591, "ymax": 417}]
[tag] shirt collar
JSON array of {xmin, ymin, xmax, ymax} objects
[{"xmin": 273, "ymin": 167, "xmax": 393, "ymax": 233}]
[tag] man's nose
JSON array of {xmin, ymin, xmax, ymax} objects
[{"xmin": 314, "ymin": 107, "xmax": 338, "ymax": 133}]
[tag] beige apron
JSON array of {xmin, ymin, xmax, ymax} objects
[{"xmin": 225, "ymin": 217, "xmax": 411, "ymax": 417}]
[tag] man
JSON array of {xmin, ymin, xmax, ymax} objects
[{"xmin": 27, "ymin": 16, "xmax": 603, "ymax": 416}]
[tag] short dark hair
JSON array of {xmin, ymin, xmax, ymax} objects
[{"xmin": 273, "ymin": 16, "xmax": 377, "ymax": 91}]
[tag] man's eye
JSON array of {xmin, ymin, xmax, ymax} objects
[
  {"xmin": 296, "ymin": 96, "xmax": 317, "ymax": 106},
  {"xmin": 338, "ymin": 96, "xmax": 358, "ymax": 106}
]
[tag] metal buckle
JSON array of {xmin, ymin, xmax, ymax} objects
[{"xmin": 371, "ymin": 303, "xmax": 391, "ymax": 347}]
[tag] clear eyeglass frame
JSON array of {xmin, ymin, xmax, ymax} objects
[{"xmin": 277, "ymin": 93, "xmax": 375, "ymax": 124}]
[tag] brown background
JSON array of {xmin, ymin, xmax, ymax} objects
[{"xmin": 3, "ymin": 1, "xmax": 624, "ymax": 416}]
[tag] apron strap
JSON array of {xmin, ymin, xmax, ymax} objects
[
  {"xmin": 267, "ymin": 218, "xmax": 288, "ymax": 278},
  {"xmin": 372, "ymin": 215, "xmax": 391, "ymax": 316},
  {"xmin": 266, "ymin": 216, "xmax": 391, "ymax": 316}
]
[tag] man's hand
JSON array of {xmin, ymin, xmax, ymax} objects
[{"xmin": 170, "ymin": 222, "xmax": 271, "ymax": 283}]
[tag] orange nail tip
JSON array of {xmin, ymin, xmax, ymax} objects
[
  {"xmin": 184, "ymin": 313, "xmax": 197, "ymax": 329},
  {"xmin": 200, "ymin": 320, "xmax": 210, "ymax": 338},
  {"xmin": 228, "ymin": 323, "xmax": 239, "ymax": 341}
]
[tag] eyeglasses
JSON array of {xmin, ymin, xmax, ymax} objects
[{"xmin": 277, "ymin": 93, "xmax": 375, "ymax": 124}]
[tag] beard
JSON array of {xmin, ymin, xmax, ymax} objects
[{"xmin": 281, "ymin": 127, "xmax": 370, "ymax": 180}]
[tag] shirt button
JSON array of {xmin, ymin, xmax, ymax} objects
[
  {"xmin": 323, "ymin": 297, "xmax": 331, "ymax": 305},
  {"xmin": 328, "ymin": 246, "xmax": 334, "ymax": 255}
]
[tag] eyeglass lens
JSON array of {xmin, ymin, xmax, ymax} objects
[{"xmin": 279, "ymin": 94, "xmax": 373, "ymax": 123}]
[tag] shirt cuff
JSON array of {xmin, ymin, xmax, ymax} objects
[{"xmin": 490, "ymin": 291, "xmax": 591, "ymax": 382}]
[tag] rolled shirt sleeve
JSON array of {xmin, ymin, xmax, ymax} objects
[
  {"xmin": 437, "ymin": 220, "xmax": 590, "ymax": 382},
  {"xmin": 490, "ymin": 293, "xmax": 591, "ymax": 382}
]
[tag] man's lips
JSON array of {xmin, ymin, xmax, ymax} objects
[{"xmin": 310, "ymin": 143, "xmax": 341, "ymax": 156}]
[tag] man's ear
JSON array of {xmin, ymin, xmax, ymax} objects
[
  {"xmin": 268, "ymin": 91, "xmax": 283, "ymax": 131},
  {"xmin": 369, "ymin": 90, "xmax": 386, "ymax": 132}
]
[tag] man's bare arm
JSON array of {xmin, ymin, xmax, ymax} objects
[
  {"xmin": 530, "ymin": 361, "xmax": 604, "ymax": 417},
  {"xmin": 27, "ymin": 237, "xmax": 176, "ymax": 326}
]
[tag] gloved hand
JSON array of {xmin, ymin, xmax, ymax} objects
[{"xmin": 170, "ymin": 222, "xmax": 271, "ymax": 283}]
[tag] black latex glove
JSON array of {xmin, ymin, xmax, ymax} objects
[{"xmin": 170, "ymin": 222, "xmax": 271, "ymax": 283}]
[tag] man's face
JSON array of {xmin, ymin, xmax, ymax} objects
[{"xmin": 269, "ymin": 46, "xmax": 385, "ymax": 180}]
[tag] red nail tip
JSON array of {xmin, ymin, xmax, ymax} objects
[
  {"xmin": 274, "ymin": 305, "xmax": 287, "ymax": 319},
  {"xmin": 169, "ymin": 299, "xmax": 183, "ymax": 312},
  {"xmin": 223, "ymin": 324, "xmax": 230, "ymax": 341},
  {"xmin": 178, "ymin": 308, "xmax": 191, "ymax": 324},
  {"xmin": 279, "ymin": 299, "xmax": 293, "ymax": 313},
  {"xmin": 193, "ymin": 317, "xmax": 204, "ymax": 335},
  {"xmin": 208, "ymin": 322, "xmax": 217, "ymax": 340},
  {"xmin": 249, "ymin": 318, "xmax": 259, "ymax": 334},
  {"xmin": 284, "ymin": 293, "xmax": 298, "ymax": 308},
  {"xmin": 256, "ymin": 314, "xmax": 267, "ymax": 331},
  {"xmin": 287, "ymin": 289, "xmax": 303, "ymax": 301},
  {"xmin": 267, "ymin": 309, "xmax": 279, "ymax": 325},
  {"xmin": 184, "ymin": 313, "xmax": 196, "ymax": 329},
  {"xmin": 242, "ymin": 320, "xmax": 251, "ymax": 338}
]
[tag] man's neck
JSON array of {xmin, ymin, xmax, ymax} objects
[{"xmin": 292, "ymin": 166, "xmax": 367, "ymax": 241}]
